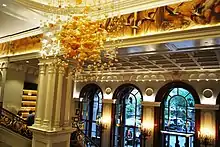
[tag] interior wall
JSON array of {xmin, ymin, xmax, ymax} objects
[
  {"xmin": 3, "ymin": 69, "xmax": 25, "ymax": 114},
  {"xmin": 25, "ymin": 73, "xmax": 38, "ymax": 84}
]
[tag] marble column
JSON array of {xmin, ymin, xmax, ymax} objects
[
  {"xmin": 53, "ymin": 66, "xmax": 65, "ymax": 130},
  {"xmin": 30, "ymin": 58, "xmax": 73, "ymax": 147},
  {"xmin": 33, "ymin": 62, "xmax": 46, "ymax": 127},
  {"xmin": 64, "ymin": 68, "xmax": 73, "ymax": 129},
  {"xmin": 42, "ymin": 62, "xmax": 57, "ymax": 130},
  {"xmin": 0, "ymin": 61, "xmax": 8, "ymax": 108}
]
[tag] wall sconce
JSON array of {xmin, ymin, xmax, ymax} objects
[
  {"xmin": 198, "ymin": 128, "xmax": 215, "ymax": 147},
  {"xmin": 141, "ymin": 122, "xmax": 153, "ymax": 147},
  {"xmin": 97, "ymin": 116, "xmax": 110, "ymax": 130},
  {"xmin": 141, "ymin": 123, "xmax": 153, "ymax": 138}
]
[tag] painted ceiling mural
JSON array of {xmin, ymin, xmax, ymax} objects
[
  {"xmin": 107, "ymin": 0, "xmax": 220, "ymax": 38},
  {"xmin": 0, "ymin": 0, "xmax": 220, "ymax": 56},
  {"xmin": 0, "ymin": 35, "xmax": 42, "ymax": 56}
]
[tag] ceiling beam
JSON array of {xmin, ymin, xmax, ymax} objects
[
  {"xmin": 162, "ymin": 54, "xmax": 184, "ymax": 70},
  {"xmin": 139, "ymin": 56, "xmax": 167, "ymax": 71},
  {"xmin": 186, "ymin": 53, "xmax": 203, "ymax": 69},
  {"xmin": 119, "ymin": 57, "xmax": 151, "ymax": 71},
  {"xmin": 215, "ymin": 51, "xmax": 220, "ymax": 66}
]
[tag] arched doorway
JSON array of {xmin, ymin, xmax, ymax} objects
[
  {"xmin": 79, "ymin": 83, "xmax": 103, "ymax": 146},
  {"xmin": 154, "ymin": 81, "xmax": 200, "ymax": 147},
  {"xmin": 111, "ymin": 84, "xmax": 143, "ymax": 147}
]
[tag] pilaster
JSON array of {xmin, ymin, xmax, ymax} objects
[
  {"xmin": 53, "ymin": 66, "xmax": 65, "ymax": 130},
  {"xmin": 101, "ymin": 99, "xmax": 114, "ymax": 147},
  {"xmin": 0, "ymin": 59, "xmax": 8, "ymax": 108},
  {"xmin": 63, "ymin": 67, "xmax": 73, "ymax": 129},
  {"xmin": 142, "ymin": 102, "xmax": 155, "ymax": 147},
  {"xmin": 42, "ymin": 61, "xmax": 57, "ymax": 130},
  {"xmin": 34, "ymin": 62, "xmax": 46, "ymax": 127}
]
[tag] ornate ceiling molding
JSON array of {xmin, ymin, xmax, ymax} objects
[
  {"xmin": 106, "ymin": 25, "xmax": 220, "ymax": 49},
  {"xmin": 0, "ymin": 27, "xmax": 42, "ymax": 44},
  {"xmin": 75, "ymin": 70, "xmax": 220, "ymax": 82},
  {"xmin": 8, "ymin": 63, "xmax": 38, "ymax": 75}
]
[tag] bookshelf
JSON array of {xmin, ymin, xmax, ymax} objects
[{"xmin": 21, "ymin": 89, "xmax": 37, "ymax": 119}]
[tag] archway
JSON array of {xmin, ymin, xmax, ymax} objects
[
  {"xmin": 111, "ymin": 84, "xmax": 143, "ymax": 147},
  {"xmin": 79, "ymin": 83, "xmax": 103, "ymax": 146},
  {"xmin": 154, "ymin": 81, "xmax": 200, "ymax": 147}
]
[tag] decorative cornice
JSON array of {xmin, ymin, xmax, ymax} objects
[
  {"xmin": 105, "ymin": 25, "xmax": 220, "ymax": 49},
  {"xmin": 76, "ymin": 70, "xmax": 220, "ymax": 82},
  {"xmin": 8, "ymin": 63, "xmax": 38, "ymax": 75},
  {"xmin": 195, "ymin": 104, "xmax": 219, "ymax": 110},
  {"xmin": 142, "ymin": 102, "xmax": 220, "ymax": 110},
  {"xmin": 8, "ymin": 51, "xmax": 41, "ymax": 62},
  {"xmin": 0, "ymin": 28, "xmax": 42, "ymax": 44},
  {"xmin": 142, "ymin": 101, "xmax": 161, "ymax": 107}
]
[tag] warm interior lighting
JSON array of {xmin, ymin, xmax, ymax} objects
[
  {"xmin": 141, "ymin": 122, "xmax": 154, "ymax": 139},
  {"xmin": 2, "ymin": 4, "xmax": 7, "ymax": 7},
  {"xmin": 141, "ymin": 122, "xmax": 154, "ymax": 130},
  {"xmin": 198, "ymin": 128, "xmax": 215, "ymax": 146},
  {"xmin": 97, "ymin": 115, "xmax": 111, "ymax": 130},
  {"xmin": 199, "ymin": 128, "xmax": 214, "ymax": 138}
]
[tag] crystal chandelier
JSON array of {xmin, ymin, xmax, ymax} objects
[{"xmin": 40, "ymin": 0, "xmax": 121, "ymax": 72}]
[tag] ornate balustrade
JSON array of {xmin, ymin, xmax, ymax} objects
[
  {"xmin": 71, "ymin": 123, "xmax": 100, "ymax": 147},
  {"xmin": 0, "ymin": 107, "xmax": 32, "ymax": 139},
  {"xmin": 0, "ymin": 107, "xmax": 98, "ymax": 146}
]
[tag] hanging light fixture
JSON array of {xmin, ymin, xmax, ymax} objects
[{"xmin": 40, "ymin": 0, "xmax": 122, "ymax": 72}]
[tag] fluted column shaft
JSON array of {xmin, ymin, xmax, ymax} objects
[
  {"xmin": 64, "ymin": 68, "xmax": 73, "ymax": 128},
  {"xmin": 34, "ymin": 63, "xmax": 46, "ymax": 126},
  {"xmin": 43, "ymin": 63, "xmax": 57, "ymax": 129},
  {"xmin": 0, "ymin": 67, "xmax": 7, "ymax": 108},
  {"xmin": 53, "ymin": 66, "xmax": 65, "ymax": 130}
]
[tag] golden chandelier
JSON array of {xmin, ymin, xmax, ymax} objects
[{"xmin": 40, "ymin": 0, "xmax": 122, "ymax": 72}]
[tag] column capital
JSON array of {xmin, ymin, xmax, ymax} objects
[
  {"xmin": 58, "ymin": 66, "xmax": 65, "ymax": 74},
  {"xmin": 0, "ymin": 60, "xmax": 9, "ymax": 69}
]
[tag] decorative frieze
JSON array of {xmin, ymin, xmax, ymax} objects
[{"xmin": 76, "ymin": 70, "xmax": 220, "ymax": 82}]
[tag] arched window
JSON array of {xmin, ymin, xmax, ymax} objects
[
  {"xmin": 79, "ymin": 84, "xmax": 103, "ymax": 145},
  {"xmin": 111, "ymin": 84, "xmax": 142, "ymax": 147},
  {"xmin": 162, "ymin": 87, "xmax": 195, "ymax": 147}
]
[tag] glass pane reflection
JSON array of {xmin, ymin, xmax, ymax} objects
[
  {"xmin": 163, "ymin": 88, "xmax": 195, "ymax": 147},
  {"xmin": 113, "ymin": 87, "xmax": 142, "ymax": 147}
]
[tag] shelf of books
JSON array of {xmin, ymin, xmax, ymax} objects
[{"xmin": 21, "ymin": 89, "xmax": 37, "ymax": 119}]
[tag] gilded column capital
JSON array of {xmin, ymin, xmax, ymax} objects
[
  {"xmin": 47, "ymin": 63, "xmax": 57, "ymax": 74},
  {"xmin": 58, "ymin": 66, "xmax": 65, "ymax": 75},
  {"xmin": 0, "ymin": 61, "xmax": 9, "ymax": 69},
  {"xmin": 38, "ymin": 63, "xmax": 46, "ymax": 74}
]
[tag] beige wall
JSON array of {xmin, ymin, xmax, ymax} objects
[
  {"xmin": 0, "ymin": 126, "xmax": 31, "ymax": 147},
  {"xmin": 25, "ymin": 73, "xmax": 38, "ymax": 84},
  {"xmin": 3, "ymin": 69, "xmax": 25, "ymax": 114}
]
